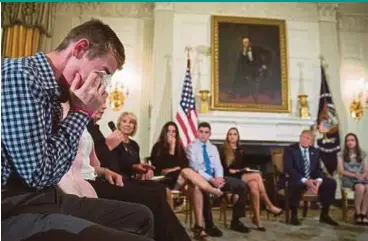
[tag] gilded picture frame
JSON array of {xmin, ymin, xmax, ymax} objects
[{"xmin": 211, "ymin": 15, "xmax": 289, "ymax": 113}]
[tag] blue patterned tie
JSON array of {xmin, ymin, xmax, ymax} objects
[
  {"xmin": 302, "ymin": 148, "xmax": 310, "ymax": 179},
  {"xmin": 202, "ymin": 144, "xmax": 212, "ymax": 176}
]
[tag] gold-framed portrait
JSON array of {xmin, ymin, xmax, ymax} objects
[{"xmin": 211, "ymin": 15, "xmax": 289, "ymax": 113}]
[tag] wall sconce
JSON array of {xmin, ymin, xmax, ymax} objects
[{"xmin": 350, "ymin": 77, "xmax": 368, "ymax": 120}]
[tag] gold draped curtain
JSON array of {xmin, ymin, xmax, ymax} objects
[{"xmin": 1, "ymin": 2, "xmax": 55, "ymax": 58}]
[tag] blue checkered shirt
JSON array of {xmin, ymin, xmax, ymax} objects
[{"xmin": 1, "ymin": 52, "xmax": 90, "ymax": 190}]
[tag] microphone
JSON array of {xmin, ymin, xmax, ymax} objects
[{"xmin": 108, "ymin": 121, "xmax": 117, "ymax": 131}]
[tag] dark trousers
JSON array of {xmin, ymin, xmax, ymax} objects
[
  {"xmin": 88, "ymin": 178, "xmax": 191, "ymax": 241},
  {"xmin": 289, "ymin": 177, "xmax": 337, "ymax": 213},
  {"xmin": 203, "ymin": 176, "xmax": 247, "ymax": 227},
  {"xmin": 1, "ymin": 183, "xmax": 154, "ymax": 241}
]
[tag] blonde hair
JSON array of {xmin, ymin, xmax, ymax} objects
[
  {"xmin": 222, "ymin": 127, "xmax": 240, "ymax": 167},
  {"xmin": 117, "ymin": 112, "xmax": 138, "ymax": 136}
]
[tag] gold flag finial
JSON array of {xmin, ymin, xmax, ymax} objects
[
  {"xmin": 185, "ymin": 46, "xmax": 192, "ymax": 68},
  {"xmin": 319, "ymin": 55, "xmax": 328, "ymax": 69}
]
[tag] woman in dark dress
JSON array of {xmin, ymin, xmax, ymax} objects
[
  {"xmin": 112, "ymin": 112, "xmax": 155, "ymax": 180},
  {"xmin": 150, "ymin": 121, "xmax": 223, "ymax": 196},
  {"xmin": 151, "ymin": 121, "xmax": 223, "ymax": 240},
  {"xmin": 220, "ymin": 127, "xmax": 282, "ymax": 231}
]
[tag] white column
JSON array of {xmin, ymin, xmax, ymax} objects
[
  {"xmin": 149, "ymin": 3, "xmax": 175, "ymax": 148},
  {"xmin": 138, "ymin": 19, "xmax": 154, "ymax": 157}
]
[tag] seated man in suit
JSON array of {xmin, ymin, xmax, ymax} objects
[
  {"xmin": 187, "ymin": 122, "xmax": 250, "ymax": 235},
  {"xmin": 284, "ymin": 130, "xmax": 338, "ymax": 226}
]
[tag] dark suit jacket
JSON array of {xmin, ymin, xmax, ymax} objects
[
  {"xmin": 113, "ymin": 139, "xmax": 141, "ymax": 178},
  {"xmin": 283, "ymin": 143, "xmax": 322, "ymax": 187}
]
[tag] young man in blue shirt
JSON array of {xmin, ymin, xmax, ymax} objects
[{"xmin": 187, "ymin": 122, "xmax": 250, "ymax": 238}]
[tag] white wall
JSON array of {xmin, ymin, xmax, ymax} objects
[
  {"xmin": 154, "ymin": 2, "xmax": 367, "ymax": 148},
  {"xmin": 338, "ymin": 13, "xmax": 368, "ymax": 149}
]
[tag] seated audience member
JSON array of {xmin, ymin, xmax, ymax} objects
[
  {"xmin": 337, "ymin": 133, "xmax": 368, "ymax": 225},
  {"xmin": 108, "ymin": 112, "xmax": 154, "ymax": 179},
  {"xmin": 283, "ymin": 130, "xmax": 338, "ymax": 226},
  {"xmin": 1, "ymin": 19, "xmax": 154, "ymax": 241},
  {"xmin": 150, "ymin": 121, "xmax": 223, "ymax": 240},
  {"xmin": 87, "ymin": 108, "xmax": 192, "ymax": 241},
  {"xmin": 220, "ymin": 127, "xmax": 282, "ymax": 231},
  {"xmin": 187, "ymin": 122, "xmax": 250, "ymax": 236},
  {"xmin": 151, "ymin": 121, "xmax": 223, "ymax": 196}
]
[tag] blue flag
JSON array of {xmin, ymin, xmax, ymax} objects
[{"xmin": 315, "ymin": 66, "xmax": 341, "ymax": 175}]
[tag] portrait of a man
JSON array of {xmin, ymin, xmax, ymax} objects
[{"xmin": 211, "ymin": 16, "xmax": 289, "ymax": 113}]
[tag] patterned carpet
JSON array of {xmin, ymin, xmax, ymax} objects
[{"xmin": 176, "ymin": 208, "xmax": 368, "ymax": 241}]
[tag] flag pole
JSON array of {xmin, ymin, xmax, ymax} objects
[{"xmin": 185, "ymin": 46, "xmax": 192, "ymax": 69}]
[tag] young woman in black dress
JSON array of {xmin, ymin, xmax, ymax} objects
[
  {"xmin": 151, "ymin": 121, "xmax": 223, "ymax": 240},
  {"xmin": 150, "ymin": 121, "xmax": 223, "ymax": 195},
  {"xmin": 221, "ymin": 127, "xmax": 282, "ymax": 231}
]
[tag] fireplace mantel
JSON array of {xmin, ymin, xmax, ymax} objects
[{"xmin": 198, "ymin": 112, "xmax": 315, "ymax": 143}]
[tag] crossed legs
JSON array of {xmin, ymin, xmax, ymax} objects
[
  {"xmin": 175, "ymin": 168, "xmax": 223, "ymax": 197},
  {"xmin": 241, "ymin": 173, "xmax": 281, "ymax": 226}
]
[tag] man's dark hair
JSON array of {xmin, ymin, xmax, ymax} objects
[
  {"xmin": 55, "ymin": 19, "xmax": 125, "ymax": 68},
  {"xmin": 198, "ymin": 122, "xmax": 211, "ymax": 130},
  {"xmin": 241, "ymin": 35, "xmax": 251, "ymax": 41}
]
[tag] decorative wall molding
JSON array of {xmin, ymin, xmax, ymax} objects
[
  {"xmin": 154, "ymin": 2, "xmax": 174, "ymax": 11},
  {"xmin": 317, "ymin": 3, "xmax": 338, "ymax": 22},
  {"xmin": 172, "ymin": 2, "xmax": 319, "ymax": 22},
  {"xmin": 55, "ymin": 3, "xmax": 154, "ymax": 18},
  {"xmin": 338, "ymin": 14, "xmax": 368, "ymax": 32}
]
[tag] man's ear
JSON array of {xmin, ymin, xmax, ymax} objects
[{"xmin": 72, "ymin": 39, "xmax": 90, "ymax": 59}]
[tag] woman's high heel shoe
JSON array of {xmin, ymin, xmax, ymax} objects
[
  {"xmin": 193, "ymin": 225, "xmax": 208, "ymax": 240},
  {"xmin": 251, "ymin": 217, "xmax": 266, "ymax": 232},
  {"xmin": 266, "ymin": 208, "xmax": 284, "ymax": 217}
]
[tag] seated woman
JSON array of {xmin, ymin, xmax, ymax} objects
[
  {"xmin": 150, "ymin": 121, "xmax": 223, "ymax": 240},
  {"xmin": 110, "ymin": 112, "xmax": 155, "ymax": 180},
  {"xmin": 337, "ymin": 133, "xmax": 368, "ymax": 225},
  {"xmin": 220, "ymin": 127, "xmax": 282, "ymax": 231},
  {"xmin": 151, "ymin": 121, "xmax": 223, "ymax": 195}
]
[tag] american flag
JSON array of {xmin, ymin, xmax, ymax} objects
[{"xmin": 175, "ymin": 59, "xmax": 198, "ymax": 147}]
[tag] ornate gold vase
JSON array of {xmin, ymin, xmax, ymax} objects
[
  {"xmin": 298, "ymin": 94, "xmax": 310, "ymax": 119},
  {"xmin": 199, "ymin": 90, "xmax": 210, "ymax": 113}
]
